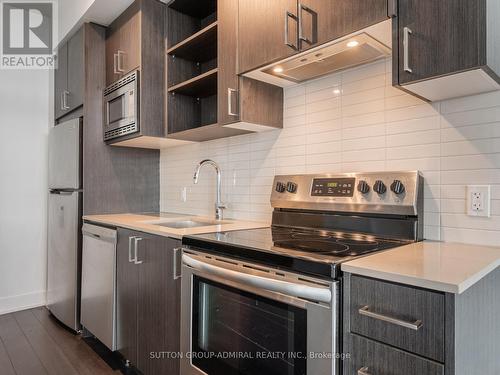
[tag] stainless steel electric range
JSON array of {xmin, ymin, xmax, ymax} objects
[{"xmin": 180, "ymin": 171, "xmax": 424, "ymax": 375}]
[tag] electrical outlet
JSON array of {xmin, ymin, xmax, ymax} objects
[{"xmin": 467, "ymin": 185, "xmax": 490, "ymax": 217}]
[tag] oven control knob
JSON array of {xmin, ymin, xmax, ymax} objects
[
  {"xmin": 391, "ymin": 180, "xmax": 406, "ymax": 195},
  {"xmin": 286, "ymin": 182, "xmax": 298, "ymax": 193},
  {"xmin": 275, "ymin": 182, "xmax": 286, "ymax": 193},
  {"xmin": 373, "ymin": 180, "xmax": 387, "ymax": 195},
  {"xmin": 357, "ymin": 180, "xmax": 370, "ymax": 194}
]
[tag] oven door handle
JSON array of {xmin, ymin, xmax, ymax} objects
[{"xmin": 183, "ymin": 254, "xmax": 332, "ymax": 303}]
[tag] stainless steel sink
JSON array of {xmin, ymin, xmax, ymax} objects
[{"xmin": 154, "ymin": 220, "xmax": 219, "ymax": 229}]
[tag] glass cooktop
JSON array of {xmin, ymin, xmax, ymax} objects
[{"xmin": 182, "ymin": 227, "xmax": 412, "ymax": 278}]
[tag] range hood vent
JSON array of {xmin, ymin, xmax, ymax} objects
[
  {"xmin": 265, "ymin": 33, "xmax": 390, "ymax": 83},
  {"xmin": 244, "ymin": 20, "xmax": 392, "ymax": 87}
]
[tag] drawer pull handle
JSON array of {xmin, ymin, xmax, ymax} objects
[
  {"xmin": 358, "ymin": 367, "xmax": 372, "ymax": 375},
  {"xmin": 359, "ymin": 305, "xmax": 422, "ymax": 331}
]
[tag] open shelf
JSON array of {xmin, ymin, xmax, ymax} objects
[
  {"xmin": 168, "ymin": 123, "xmax": 249, "ymax": 142},
  {"xmin": 168, "ymin": 0, "xmax": 216, "ymax": 19},
  {"xmin": 167, "ymin": 21, "xmax": 218, "ymax": 62},
  {"xmin": 167, "ymin": 68, "xmax": 218, "ymax": 97}
]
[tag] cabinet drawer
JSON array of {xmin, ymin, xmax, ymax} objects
[
  {"xmin": 345, "ymin": 334, "xmax": 444, "ymax": 375},
  {"xmin": 349, "ymin": 275, "xmax": 445, "ymax": 362}
]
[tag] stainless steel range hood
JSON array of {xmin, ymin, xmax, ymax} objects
[{"xmin": 244, "ymin": 20, "xmax": 392, "ymax": 88}]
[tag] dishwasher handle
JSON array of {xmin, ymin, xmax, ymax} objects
[
  {"xmin": 183, "ymin": 254, "xmax": 332, "ymax": 303},
  {"xmin": 82, "ymin": 223, "xmax": 117, "ymax": 244}
]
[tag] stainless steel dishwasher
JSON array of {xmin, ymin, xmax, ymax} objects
[{"xmin": 81, "ymin": 223, "xmax": 117, "ymax": 350}]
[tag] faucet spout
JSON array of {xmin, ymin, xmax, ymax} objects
[{"xmin": 193, "ymin": 159, "xmax": 226, "ymax": 220}]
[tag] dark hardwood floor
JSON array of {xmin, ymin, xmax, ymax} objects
[{"xmin": 0, "ymin": 307, "xmax": 120, "ymax": 375}]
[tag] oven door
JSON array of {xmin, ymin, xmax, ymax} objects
[{"xmin": 181, "ymin": 250, "xmax": 339, "ymax": 375}]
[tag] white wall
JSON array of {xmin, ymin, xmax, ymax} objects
[
  {"xmin": 160, "ymin": 58, "xmax": 500, "ymax": 247},
  {"xmin": 0, "ymin": 69, "xmax": 50, "ymax": 314},
  {"xmin": 57, "ymin": 0, "xmax": 135, "ymax": 46}
]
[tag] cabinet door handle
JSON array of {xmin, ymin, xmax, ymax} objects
[
  {"xmin": 128, "ymin": 236, "xmax": 137, "ymax": 263},
  {"xmin": 134, "ymin": 237, "xmax": 143, "ymax": 265},
  {"xmin": 298, "ymin": 3, "xmax": 315, "ymax": 44},
  {"xmin": 62, "ymin": 90, "xmax": 70, "ymax": 110},
  {"xmin": 60, "ymin": 92, "xmax": 64, "ymax": 111},
  {"xmin": 117, "ymin": 50, "xmax": 125, "ymax": 73},
  {"xmin": 403, "ymin": 26, "xmax": 413, "ymax": 73},
  {"xmin": 358, "ymin": 367, "xmax": 372, "ymax": 375},
  {"xmin": 285, "ymin": 11, "xmax": 299, "ymax": 50},
  {"xmin": 113, "ymin": 53, "xmax": 119, "ymax": 74},
  {"xmin": 227, "ymin": 88, "xmax": 238, "ymax": 116},
  {"xmin": 358, "ymin": 305, "xmax": 423, "ymax": 331},
  {"xmin": 173, "ymin": 248, "xmax": 182, "ymax": 280}
]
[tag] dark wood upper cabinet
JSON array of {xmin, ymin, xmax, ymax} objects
[
  {"xmin": 298, "ymin": 0, "xmax": 388, "ymax": 51},
  {"xmin": 165, "ymin": 0, "xmax": 284, "ymax": 142},
  {"xmin": 105, "ymin": 0, "xmax": 167, "ymax": 146},
  {"xmin": 54, "ymin": 42, "xmax": 68, "ymax": 121},
  {"xmin": 238, "ymin": 0, "xmax": 298, "ymax": 74},
  {"xmin": 116, "ymin": 229, "xmax": 181, "ymax": 375},
  {"xmin": 238, "ymin": 0, "xmax": 388, "ymax": 73},
  {"xmin": 54, "ymin": 27, "xmax": 84, "ymax": 121},
  {"xmin": 67, "ymin": 27, "xmax": 85, "ymax": 112},
  {"xmin": 106, "ymin": 1, "xmax": 142, "ymax": 86},
  {"xmin": 218, "ymin": 0, "xmax": 284, "ymax": 129},
  {"xmin": 394, "ymin": 0, "xmax": 500, "ymax": 101}
]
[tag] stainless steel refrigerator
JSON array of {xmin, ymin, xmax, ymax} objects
[{"xmin": 47, "ymin": 118, "xmax": 83, "ymax": 332}]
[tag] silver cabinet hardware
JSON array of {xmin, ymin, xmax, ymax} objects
[
  {"xmin": 403, "ymin": 26, "xmax": 412, "ymax": 73},
  {"xmin": 117, "ymin": 50, "xmax": 125, "ymax": 73},
  {"xmin": 62, "ymin": 90, "xmax": 70, "ymax": 110},
  {"xmin": 227, "ymin": 88, "xmax": 238, "ymax": 116},
  {"xmin": 359, "ymin": 305, "xmax": 423, "ymax": 331},
  {"xmin": 113, "ymin": 53, "xmax": 119, "ymax": 74},
  {"xmin": 298, "ymin": 3, "xmax": 314, "ymax": 44},
  {"xmin": 173, "ymin": 248, "xmax": 182, "ymax": 280},
  {"xmin": 285, "ymin": 11, "xmax": 299, "ymax": 50},
  {"xmin": 134, "ymin": 237, "xmax": 143, "ymax": 265},
  {"xmin": 114, "ymin": 50, "xmax": 125, "ymax": 74},
  {"xmin": 358, "ymin": 367, "xmax": 372, "ymax": 375},
  {"xmin": 128, "ymin": 236, "xmax": 137, "ymax": 263}
]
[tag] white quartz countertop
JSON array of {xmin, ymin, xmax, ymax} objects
[
  {"xmin": 341, "ymin": 241, "xmax": 500, "ymax": 294},
  {"xmin": 83, "ymin": 212, "xmax": 269, "ymax": 240}
]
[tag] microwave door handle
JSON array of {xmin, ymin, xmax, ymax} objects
[{"xmin": 183, "ymin": 254, "xmax": 332, "ymax": 303}]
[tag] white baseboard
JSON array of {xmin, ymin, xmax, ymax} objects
[{"xmin": 0, "ymin": 290, "xmax": 47, "ymax": 315}]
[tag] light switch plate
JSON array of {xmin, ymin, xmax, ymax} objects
[{"xmin": 467, "ymin": 185, "xmax": 491, "ymax": 217}]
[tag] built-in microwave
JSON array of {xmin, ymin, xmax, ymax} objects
[{"xmin": 103, "ymin": 70, "xmax": 139, "ymax": 141}]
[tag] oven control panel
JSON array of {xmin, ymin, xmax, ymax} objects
[
  {"xmin": 271, "ymin": 171, "xmax": 422, "ymax": 216},
  {"xmin": 311, "ymin": 178, "xmax": 355, "ymax": 197}
]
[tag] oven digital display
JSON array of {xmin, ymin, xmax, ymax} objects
[{"xmin": 311, "ymin": 178, "xmax": 355, "ymax": 197}]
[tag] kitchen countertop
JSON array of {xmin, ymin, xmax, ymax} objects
[
  {"xmin": 341, "ymin": 241, "xmax": 500, "ymax": 294},
  {"xmin": 83, "ymin": 213, "xmax": 270, "ymax": 240}
]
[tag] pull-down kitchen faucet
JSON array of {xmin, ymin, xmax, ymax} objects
[{"xmin": 193, "ymin": 159, "xmax": 226, "ymax": 220}]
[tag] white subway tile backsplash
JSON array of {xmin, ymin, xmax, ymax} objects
[
  {"xmin": 386, "ymin": 117, "xmax": 440, "ymax": 135},
  {"xmin": 160, "ymin": 58, "xmax": 500, "ymax": 247}
]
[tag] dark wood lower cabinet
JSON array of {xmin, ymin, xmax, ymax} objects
[
  {"xmin": 116, "ymin": 229, "xmax": 139, "ymax": 365},
  {"xmin": 117, "ymin": 228, "xmax": 181, "ymax": 375},
  {"xmin": 343, "ymin": 270, "xmax": 500, "ymax": 375},
  {"xmin": 346, "ymin": 334, "xmax": 444, "ymax": 375}
]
